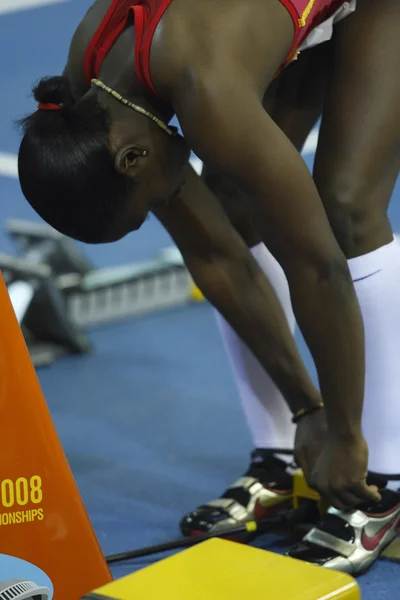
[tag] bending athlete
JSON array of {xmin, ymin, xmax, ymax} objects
[
  {"xmin": 18, "ymin": 0, "xmax": 398, "ymax": 534},
  {"xmin": 182, "ymin": 35, "xmax": 400, "ymax": 574}
]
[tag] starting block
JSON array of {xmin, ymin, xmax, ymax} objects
[
  {"xmin": 0, "ymin": 253, "xmax": 92, "ymax": 367},
  {"xmin": 293, "ymin": 470, "xmax": 328, "ymax": 516},
  {"xmin": 1, "ymin": 219, "xmax": 204, "ymax": 367},
  {"xmin": 6, "ymin": 219, "xmax": 200, "ymax": 332},
  {"xmin": 7, "ymin": 218, "xmax": 93, "ymax": 277},
  {"xmin": 82, "ymin": 538, "xmax": 360, "ymax": 600}
]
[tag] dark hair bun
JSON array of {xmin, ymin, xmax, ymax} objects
[{"xmin": 33, "ymin": 76, "xmax": 75, "ymax": 106}]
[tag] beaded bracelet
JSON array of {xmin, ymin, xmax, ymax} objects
[{"xmin": 292, "ymin": 402, "xmax": 324, "ymax": 424}]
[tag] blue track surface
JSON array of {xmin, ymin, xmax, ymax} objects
[{"xmin": 0, "ymin": 1, "xmax": 399, "ymax": 597}]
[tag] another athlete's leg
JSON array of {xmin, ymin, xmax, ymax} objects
[{"xmin": 289, "ymin": 0, "xmax": 400, "ymax": 573}]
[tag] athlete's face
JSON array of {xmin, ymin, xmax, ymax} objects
[{"xmin": 106, "ymin": 119, "xmax": 190, "ymax": 240}]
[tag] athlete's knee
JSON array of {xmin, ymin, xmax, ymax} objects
[{"xmin": 315, "ymin": 174, "xmax": 383, "ymax": 256}]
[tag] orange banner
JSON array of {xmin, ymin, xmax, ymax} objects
[{"xmin": 0, "ymin": 273, "xmax": 112, "ymax": 599}]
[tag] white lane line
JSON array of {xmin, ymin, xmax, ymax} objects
[
  {"xmin": 189, "ymin": 157, "xmax": 203, "ymax": 175},
  {"xmin": 1, "ymin": 153, "xmax": 204, "ymax": 179},
  {"xmin": 0, "ymin": 152, "xmax": 18, "ymax": 178},
  {"xmin": 0, "ymin": 0, "xmax": 70, "ymax": 16},
  {"xmin": 1, "ymin": 152, "xmax": 204, "ymax": 180},
  {"xmin": 303, "ymin": 128, "xmax": 319, "ymax": 156},
  {"xmin": 0, "ymin": 152, "xmax": 203, "ymax": 179},
  {"xmin": 1, "ymin": 151, "xmax": 202, "ymax": 180}
]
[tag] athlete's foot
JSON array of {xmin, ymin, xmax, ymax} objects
[
  {"xmin": 287, "ymin": 488, "xmax": 400, "ymax": 575},
  {"xmin": 180, "ymin": 449, "xmax": 294, "ymax": 538}
]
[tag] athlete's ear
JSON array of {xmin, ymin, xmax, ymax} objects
[{"xmin": 114, "ymin": 145, "xmax": 149, "ymax": 178}]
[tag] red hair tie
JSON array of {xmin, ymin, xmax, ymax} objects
[{"xmin": 38, "ymin": 103, "xmax": 61, "ymax": 111}]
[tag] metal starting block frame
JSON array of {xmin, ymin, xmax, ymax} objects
[
  {"xmin": 57, "ymin": 253, "xmax": 193, "ymax": 328},
  {"xmin": 0, "ymin": 253, "xmax": 91, "ymax": 368},
  {"xmin": 6, "ymin": 219, "xmax": 199, "ymax": 329},
  {"xmin": 7, "ymin": 218, "xmax": 93, "ymax": 277}
]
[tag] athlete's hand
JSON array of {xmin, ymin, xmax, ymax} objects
[{"xmin": 308, "ymin": 433, "xmax": 382, "ymax": 510}]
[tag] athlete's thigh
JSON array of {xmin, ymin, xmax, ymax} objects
[
  {"xmin": 265, "ymin": 40, "xmax": 332, "ymax": 148},
  {"xmin": 313, "ymin": 0, "xmax": 400, "ymax": 255}
]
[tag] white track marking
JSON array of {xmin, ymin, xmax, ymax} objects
[
  {"xmin": 302, "ymin": 128, "xmax": 319, "ymax": 155},
  {"xmin": 1, "ymin": 152, "xmax": 203, "ymax": 180},
  {"xmin": 189, "ymin": 157, "xmax": 203, "ymax": 175},
  {"xmin": 8, "ymin": 281, "xmax": 35, "ymax": 322},
  {"xmin": 1, "ymin": 151, "xmax": 204, "ymax": 181},
  {"xmin": 0, "ymin": 0, "xmax": 69, "ymax": 16},
  {"xmin": 0, "ymin": 152, "xmax": 18, "ymax": 178}
]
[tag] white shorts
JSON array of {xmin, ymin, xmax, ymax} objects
[{"xmin": 299, "ymin": 0, "xmax": 357, "ymax": 52}]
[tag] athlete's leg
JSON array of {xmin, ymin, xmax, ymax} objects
[
  {"xmin": 289, "ymin": 0, "xmax": 400, "ymax": 572},
  {"xmin": 312, "ymin": 0, "xmax": 400, "ymax": 480}
]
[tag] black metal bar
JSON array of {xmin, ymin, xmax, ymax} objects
[
  {"xmin": 105, "ymin": 514, "xmax": 285, "ymax": 564},
  {"xmin": 104, "ymin": 500, "xmax": 320, "ymax": 565}
]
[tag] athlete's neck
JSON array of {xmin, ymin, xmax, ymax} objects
[{"xmin": 99, "ymin": 27, "xmax": 175, "ymax": 125}]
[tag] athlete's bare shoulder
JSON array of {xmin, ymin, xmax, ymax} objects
[
  {"xmin": 150, "ymin": 0, "xmax": 294, "ymax": 97},
  {"xmin": 66, "ymin": 0, "xmax": 112, "ymax": 97}
]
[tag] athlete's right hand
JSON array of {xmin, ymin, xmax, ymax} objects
[{"xmin": 307, "ymin": 433, "xmax": 382, "ymax": 510}]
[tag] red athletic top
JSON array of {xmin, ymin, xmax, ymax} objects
[
  {"xmin": 278, "ymin": 0, "xmax": 347, "ymax": 69},
  {"xmin": 83, "ymin": 0, "xmax": 346, "ymax": 96}
]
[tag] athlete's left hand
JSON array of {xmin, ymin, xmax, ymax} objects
[{"xmin": 308, "ymin": 433, "xmax": 382, "ymax": 510}]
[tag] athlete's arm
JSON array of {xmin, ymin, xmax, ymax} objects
[
  {"xmin": 153, "ymin": 164, "xmax": 321, "ymax": 413},
  {"xmin": 172, "ymin": 77, "xmax": 380, "ymax": 506}
]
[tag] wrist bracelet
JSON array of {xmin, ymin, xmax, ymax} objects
[{"xmin": 292, "ymin": 402, "xmax": 324, "ymax": 424}]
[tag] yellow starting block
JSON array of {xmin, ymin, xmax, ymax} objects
[
  {"xmin": 190, "ymin": 281, "xmax": 205, "ymax": 302},
  {"xmin": 293, "ymin": 470, "xmax": 329, "ymax": 516},
  {"xmin": 83, "ymin": 538, "xmax": 360, "ymax": 600}
]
